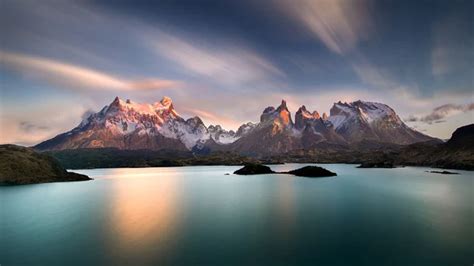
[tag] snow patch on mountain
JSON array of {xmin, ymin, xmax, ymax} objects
[
  {"xmin": 236, "ymin": 122, "xmax": 257, "ymax": 137},
  {"xmin": 208, "ymin": 125, "xmax": 238, "ymax": 144},
  {"xmin": 327, "ymin": 115, "xmax": 346, "ymax": 129},
  {"xmin": 328, "ymin": 100, "xmax": 399, "ymax": 129},
  {"xmin": 35, "ymin": 97, "xmax": 435, "ymax": 152}
]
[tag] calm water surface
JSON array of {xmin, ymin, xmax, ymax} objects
[{"xmin": 1, "ymin": 164, "xmax": 473, "ymax": 265}]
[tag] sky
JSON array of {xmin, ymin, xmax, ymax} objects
[{"xmin": 0, "ymin": 0, "xmax": 473, "ymax": 145}]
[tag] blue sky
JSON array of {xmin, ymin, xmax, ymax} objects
[{"xmin": 1, "ymin": 0, "xmax": 473, "ymax": 145}]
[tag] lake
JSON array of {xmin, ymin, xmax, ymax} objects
[{"xmin": 1, "ymin": 164, "xmax": 472, "ymax": 265}]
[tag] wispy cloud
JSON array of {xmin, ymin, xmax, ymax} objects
[
  {"xmin": 351, "ymin": 57, "xmax": 424, "ymax": 103},
  {"xmin": 431, "ymin": 14, "xmax": 473, "ymax": 77},
  {"xmin": 351, "ymin": 61, "xmax": 396, "ymax": 89},
  {"xmin": 181, "ymin": 107, "xmax": 242, "ymax": 129},
  {"xmin": 406, "ymin": 103, "xmax": 474, "ymax": 124},
  {"xmin": 18, "ymin": 121, "xmax": 50, "ymax": 133},
  {"xmin": 151, "ymin": 34, "xmax": 284, "ymax": 85},
  {"xmin": 0, "ymin": 102, "xmax": 89, "ymax": 146},
  {"xmin": 0, "ymin": 51, "xmax": 180, "ymax": 91},
  {"xmin": 277, "ymin": 0, "xmax": 373, "ymax": 55}
]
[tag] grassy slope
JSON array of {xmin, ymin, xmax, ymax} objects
[{"xmin": 0, "ymin": 144, "xmax": 90, "ymax": 185}]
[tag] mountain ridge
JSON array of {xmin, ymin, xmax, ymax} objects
[{"xmin": 35, "ymin": 96, "xmax": 437, "ymax": 154}]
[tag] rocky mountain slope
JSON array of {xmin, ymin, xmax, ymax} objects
[
  {"xmin": 36, "ymin": 97, "xmax": 205, "ymax": 151},
  {"xmin": 44, "ymin": 124, "xmax": 472, "ymax": 170},
  {"xmin": 229, "ymin": 99, "xmax": 434, "ymax": 155},
  {"xmin": 230, "ymin": 100, "xmax": 302, "ymax": 155},
  {"xmin": 328, "ymin": 101, "xmax": 433, "ymax": 144},
  {"xmin": 35, "ymin": 96, "xmax": 436, "ymax": 155}
]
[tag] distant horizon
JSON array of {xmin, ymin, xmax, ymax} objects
[{"xmin": 1, "ymin": 0, "xmax": 473, "ymax": 145}]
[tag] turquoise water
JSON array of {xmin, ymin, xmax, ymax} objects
[{"xmin": 1, "ymin": 164, "xmax": 473, "ymax": 265}]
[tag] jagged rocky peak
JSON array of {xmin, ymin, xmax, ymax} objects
[
  {"xmin": 103, "ymin": 96, "xmax": 180, "ymax": 120},
  {"xmin": 260, "ymin": 99, "xmax": 293, "ymax": 127},
  {"xmin": 153, "ymin": 96, "xmax": 172, "ymax": 110},
  {"xmin": 329, "ymin": 101, "xmax": 350, "ymax": 116},
  {"xmin": 208, "ymin": 124, "xmax": 238, "ymax": 144},
  {"xmin": 185, "ymin": 116, "xmax": 205, "ymax": 128},
  {"xmin": 35, "ymin": 96, "xmax": 214, "ymax": 151},
  {"xmin": 236, "ymin": 122, "xmax": 257, "ymax": 137},
  {"xmin": 151, "ymin": 96, "xmax": 179, "ymax": 120},
  {"xmin": 160, "ymin": 96, "xmax": 172, "ymax": 107},
  {"xmin": 208, "ymin": 124, "xmax": 222, "ymax": 131},
  {"xmin": 277, "ymin": 99, "xmax": 289, "ymax": 112},
  {"xmin": 277, "ymin": 99, "xmax": 292, "ymax": 126},
  {"xmin": 107, "ymin": 96, "xmax": 124, "ymax": 112},
  {"xmin": 295, "ymin": 105, "xmax": 321, "ymax": 130},
  {"xmin": 112, "ymin": 96, "xmax": 121, "ymax": 104},
  {"xmin": 260, "ymin": 106, "xmax": 276, "ymax": 122},
  {"xmin": 312, "ymin": 111, "xmax": 320, "ymax": 119},
  {"xmin": 300, "ymin": 105, "xmax": 321, "ymax": 119},
  {"xmin": 209, "ymin": 124, "xmax": 236, "ymax": 135},
  {"xmin": 35, "ymin": 96, "xmax": 437, "ymax": 153}
]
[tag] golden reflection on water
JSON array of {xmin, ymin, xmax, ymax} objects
[
  {"xmin": 274, "ymin": 176, "xmax": 296, "ymax": 239},
  {"xmin": 106, "ymin": 168, "xmax": 182, "ymax": 254}
]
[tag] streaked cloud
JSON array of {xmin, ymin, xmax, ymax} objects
[
  {"xmin": 151, "ymin": 34, "xmax": 284, "ymax": 85},
  {"xmin": 277, "ymin": 0, "xmax": 374, "ymax": 55},
  {"xmin": 352, "ymin": 61, "xmax": 395, "ymax": 89},
  {"xmin": 0, "ymin": 102, "xmax": 89, "ymax": 146},
  {"xmin": 431, "ymin": 14, "xmax": 473, "ymax": 77},
  {"xmin": 18, "ymin": 121, "xmax": 50, "ymax": 133},
  {"xmin": 351, "ymin": 58, "xmax": 424, "ymax": 104},
  {"xmin": 0, "ymin": 51, "xmax": 180, "ymax": 91},
  {"xmin": 406, "ymin": 103, "xmax": 474, "ymax": 124},
  {"xmin": 181, "ymin": 107, "xmax": 242, "ymax": 129}
]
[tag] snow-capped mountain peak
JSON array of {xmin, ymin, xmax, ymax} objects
[
  {"xmin": 328, "ymin": 100, "xmax": 431, "ymax": 144},
  {"xmin": 36, "ymin": 96, "xmax": 258, "ymax": 151},
  {"xmin": 328, "ymin": 100, "xmax": 401, "ymax": 129},
  {"xmin": 35, "ymin": 97, "xmax": 435, "ymax": 152},
  {"xmin": 158, "ymin": 96, "xmax": 173, "ymax": 108},
  {"xmin": 208, "ymin": 124, "xmax": 238, "ymax": 144}
]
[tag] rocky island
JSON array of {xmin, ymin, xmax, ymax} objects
[
  {"xmin": 357, "ymin": 162, "xmax": 396, "ymax": 168},
  {"xmin": 426, "ymin": 170, "xmax": 459, "ymax": 175},
  {"xmin": 234, "ymin": 164, "xmax": 336, "ymax": 178},
  {"xmin": 286, "ymin": 166, "xmax": 337, "ymax": 177},
  {"xmin": 233, "ymin": 164, "xmax": 275, "ymax": 175},
  {"xmin": 0, "ymin": 145, "xmax": 91, "ymax": 185}
]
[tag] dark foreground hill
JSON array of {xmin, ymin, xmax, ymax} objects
[
  {"xmin": 0, "ymin": 145, "xmax": 90, "ymax": 185},
  {"xmin": 394, "ymin": 124, "xmax": 474, "ymax": 170}
]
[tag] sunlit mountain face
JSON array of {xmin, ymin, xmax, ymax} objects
[
  {"xmin": 34, "ymin": 96, "xmax": 436, "ymax": 155},
  {"xmin": 0, "ymin": 0, "xmax": 473, "ymax": 146}
]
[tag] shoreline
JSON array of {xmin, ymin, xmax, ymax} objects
[{"xmin": 67, "ymin": 162, "xmax": 473, "ymax": 172}]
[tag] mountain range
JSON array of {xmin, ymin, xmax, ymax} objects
[{"xmin": 35, "ymin": 96, "xmax": 435, "ymax": 154}]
